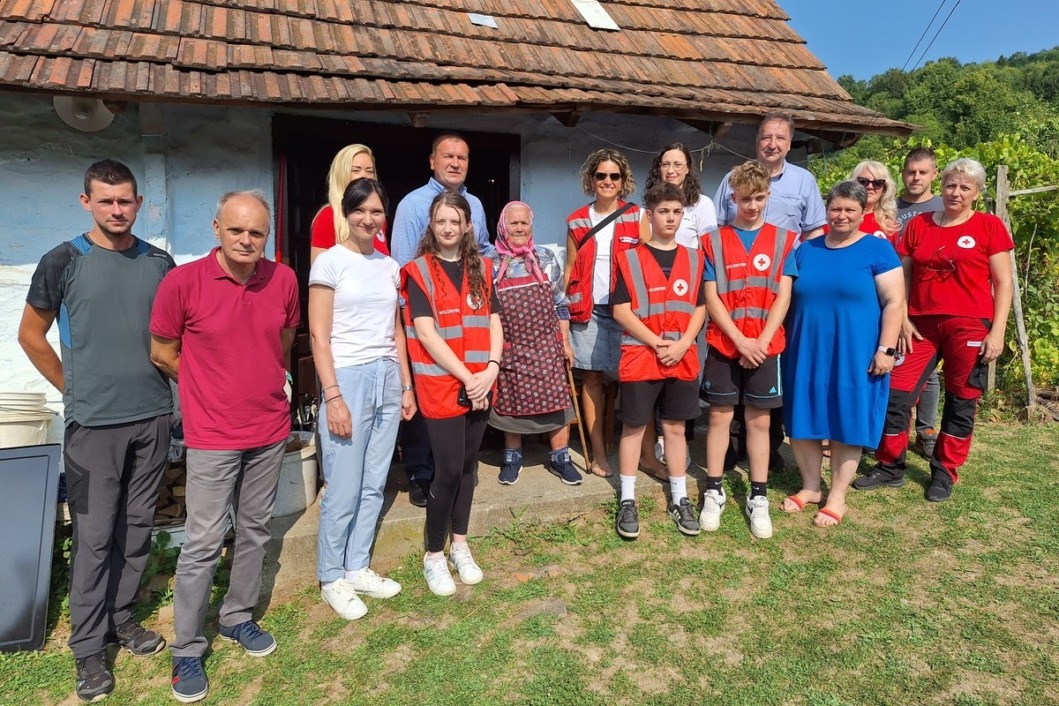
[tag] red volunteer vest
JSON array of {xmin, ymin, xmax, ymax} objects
[
  {"xmin": 617, "ymin": 244, "xmax": 703, "ymax": 382},
  {"xmin": 703, "ymin": 223, "xmax": 796, "ymax": 358},
  {"xmin": 400, "ymin": 255, "xmax": 494, "ymax": 419},
  {"xmin": 565, "ymin": 201, "xmax": 642, "ymax": 322}
]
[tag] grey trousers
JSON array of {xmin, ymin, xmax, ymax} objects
[
  {"xmin": 171, "ymin": 440, "xmax": 285, "ymax": 657},
  {"xmin": 65, "ymin": 416, "xmax": 171, "ymax": 659}
]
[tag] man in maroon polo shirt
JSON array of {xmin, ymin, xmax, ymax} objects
[{"xmin": 149, "ymin": 190, "xmax": 299, "ymax": 704}]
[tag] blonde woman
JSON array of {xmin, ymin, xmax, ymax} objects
[
  {"xmin": 310, "ymin": 144, "xmax": 388, "ymax": 264},
  {"xmin": 851, "ymin": 160, "xmax": 899, "ymax": 239}
]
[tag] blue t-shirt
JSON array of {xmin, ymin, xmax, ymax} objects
[{"xmin": 703, "ymin": 226, "xmax": 798, "ymax": 281}]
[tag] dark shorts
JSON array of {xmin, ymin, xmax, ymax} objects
[
  {"xmin": 619, "ymin": 379, "xmax": 700, "ymax": 427},
  {"xmin": 700, "ymin": 350, "xmax": 783, "ymax": 409}
]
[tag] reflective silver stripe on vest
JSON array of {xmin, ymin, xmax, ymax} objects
[
  {"xmin": 731, "ymin": 306, "xmax": 770, "ymax": 321},
  {"xmin": 412, "ymin": 362, "xmax": 448, "ymax": 376},
  {"xmin": 707, "ymin": 228, "xmax": 727, "ymax": 292},
  {"xmin": 436, "ymin": 326, "xmax": 461, "ymax": 339},
  {"xmin": 568, "ymin": 217, "xmax": 592, "ymax": 230},
  {"xmin": 405, "ymin": 325, "xmax": 418, "ymax": 340},
  {"xmin": 622, "ymin": 331, "xmax": 680, "ymax": 346},
  {"xmin": 568, "ymin": 292, "xmax": 583, "ymax": 304},
  {"xmin": 667, "ymin": 301, "xmax": 696, "ymax": 314},
  {"xmin": 463, "ymin": 315, "xmax": 490, "ymax": 329},
  {"xmin": 625, "ymin": 250, "xmax": 651, "ymax": 318},
  {"xmin": 465, "ymin": 351, "xmax": 491, "ymax": 363},
  {"xmin": 412, "ymin": 257, "xmax": 435, "ymax": 303},
  {"xmin": 746, "ymin": 276, "xmax": 780, "ymax": 293}
]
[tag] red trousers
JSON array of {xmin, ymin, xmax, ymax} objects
[{"xmin": 876, "ymin": 315, "xmax": 991, "ymax": 482}]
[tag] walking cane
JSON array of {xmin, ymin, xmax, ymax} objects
[{"xmin": 566, "ymin": 362, "xmax": 591, "ymax": 470}]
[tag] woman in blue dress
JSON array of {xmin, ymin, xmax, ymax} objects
[{"xmin": 780, "ymin": 181, "xmax": 904, "ymax": 527}]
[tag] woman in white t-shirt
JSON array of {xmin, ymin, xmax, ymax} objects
[
  {"xmin": 308, "ymin": 178, "xmax": 416, "ymax": 621},
  {"xmin": 641, "ymin": 142, "xmax": 717, "ymax": 248}
]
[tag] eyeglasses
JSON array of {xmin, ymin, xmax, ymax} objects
[
  {"xmin": 856, "ymin": 177, "xmax": 887, "ymax": 190},
  {"xmin": 594, "ymin": 172, "xmax": 622, "ymax": 182},
  {"xmin": 660, "ymin": 162, "xmax": 687, "ymax": 171}
]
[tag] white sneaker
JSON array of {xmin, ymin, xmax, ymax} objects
[
  {"xmin": 321, "ymin": 579, "xmax": 367, "ymax": 620},
  {"xmin": 745, "ymin": 495, "xmax": 773, "ymax": 539},
  {"xmin": 449, "ymin": 542, "xmax": 484, "ymax": 585},
  {"xmin": 423, "ymin": 554, "xmax": 457, "ymax": 596},
  {"xmin": 346, "ymin": 567, "xmax": 401, "ymax": 599},
  {"xmin": 699, "ymin": 488, "xmax": 727, "ymax": 531}
]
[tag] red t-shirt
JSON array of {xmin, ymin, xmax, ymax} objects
[
  {"xmin": 898, "ymin": 211, "xmax": 1014, "ymax": 318},
  {"xmin": 150, "ymin": 249, "xmax": 301, "ymax": 450},
  {"xmin": 310, "ymin": 205, "xmax": 389, "ymax": 256}
]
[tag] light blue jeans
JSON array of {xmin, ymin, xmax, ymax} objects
[{"xmin": 316, "ymin": 357, "xmax": 402, "ymax": 583}]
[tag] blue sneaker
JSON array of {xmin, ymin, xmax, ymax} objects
[
  {"xmin": 218, "ymin": 620, "xmax": 276, "ymax": 657},
  {"xmin": 548, "ymin": 448, "xmax": 583, "ymax": 486},
  {"xmin": 499, "ymin": 449, "xmax": 522, "ymax": 485},
  {"xmin": 171, "ymin": 656, "xmax": 208, "ymax": 703}
]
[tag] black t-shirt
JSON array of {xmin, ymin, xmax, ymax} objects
[
  {"xmin": 407, "ymin": 258, "xmax": 500, "ymax": 319},
  {"xmin": 612, "ymin": 245, "xmax": 706, "ymax": 306}
]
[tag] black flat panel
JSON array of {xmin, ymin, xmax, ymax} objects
[{"xmin": 0, "ymin": 444, "xmax": 61, "ymax": 652}]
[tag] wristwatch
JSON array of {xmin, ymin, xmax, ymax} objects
[{"xmin": 877, "ymin": 345, "xmax": 896, "ymax": 356}]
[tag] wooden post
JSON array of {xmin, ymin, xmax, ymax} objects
[{"xmin": 995, "ymin": 166, "xmax": 1037, "ymax": 411}]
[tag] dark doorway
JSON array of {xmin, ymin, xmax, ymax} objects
[{"xmin": 272, "ymin": 114, "xmax": 522, "ymax": 402}]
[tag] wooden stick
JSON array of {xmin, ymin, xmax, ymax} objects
[
  {"xmin": 995, "ymin": 165, "xmax": 1037, "ymax": 411},
  {"xmin": 566, "ymin": 363, "xmax": 590, "ymax": 469}
]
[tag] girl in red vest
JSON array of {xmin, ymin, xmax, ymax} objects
[
  {"xmin": 400, "ymin": 192, "xmax": 504, "ymax": 596},
  {"xmin": 564, "ymin": 148, "xmax": 649, "ymax": 477}
]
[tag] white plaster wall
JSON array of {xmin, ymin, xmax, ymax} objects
[{"xmin": 0, "ymin": 92, "xmax": 271, "ymax": 441}]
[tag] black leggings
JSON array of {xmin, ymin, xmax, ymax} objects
[{"xmin": 423, "ymin": 411, "xmax": 489, "ymax": 553}]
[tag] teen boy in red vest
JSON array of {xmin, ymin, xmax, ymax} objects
[
  {"xmin": 700, "ymin": 161, "xmax": 797, "ymax": 540},
  {"xmin": 612, "ymin": 182, "xmax": 707, "ymax": 539}
]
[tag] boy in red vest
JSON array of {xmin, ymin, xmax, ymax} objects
[
  {"xmin": 612, "ymin": 182, "xmax": 707, "ymax": 539},
  {"xmin": 700, "ymin": 161, "xmax": 797, "ymax": 540}
]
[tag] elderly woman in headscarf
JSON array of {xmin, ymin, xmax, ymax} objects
[{"xmin": 489, "ymin": 201, "xmax": 581, "ymax": 487}]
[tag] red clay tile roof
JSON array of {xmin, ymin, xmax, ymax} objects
[{"xmin": 0, "ymin": 0, "xmax": 912, "ymax": 136}]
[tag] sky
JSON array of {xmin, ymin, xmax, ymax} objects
[{"xmin": 781, "ymin": 0, "xmax": 1059, "ymax": 80}]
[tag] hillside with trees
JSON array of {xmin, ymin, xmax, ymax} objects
[{"xmin": 807, "ymin": 48, "xmax": 1059, "ymax": 397}]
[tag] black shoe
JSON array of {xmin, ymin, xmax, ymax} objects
[
  {"xmin": 408, "ymin": 479, "xmax": 430, "ymax": 507},
  {"xmin": 852, "ymin": 467, "xmax": 905, "ymax": 491},
  {"xmin": 926, "ymin": 471, "xmax": 953, "ymax": 502},
  {"xmin": 171, "ymin": 655, "xmax": 209, "ymax": 703},
  {"xmin": 75, "ymin": 652, "xmax": 113, "ymax": 703},
  {"xmin": 110, "ymin": 619, "xmax": 165, "ymax": 656},
  {"xmin": 615, "ymin": 499, "xmax": 640, "ymax": 539}
]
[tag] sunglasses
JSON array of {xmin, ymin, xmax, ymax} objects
[
  {"xmin": 856, "ymin": 177, "xmax": 887, "ymax": 190},
  {"xmin": 594, "ymin": 172, "xmax": 622, "ymax": 182}
]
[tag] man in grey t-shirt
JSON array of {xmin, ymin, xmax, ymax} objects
[
  {"xmin": 19, "ymin": 160, "xmax": 175, "ymax": 703},
  {"xmin": 894, "ymin": 147, "xmax": 943, "ymax": 456}
]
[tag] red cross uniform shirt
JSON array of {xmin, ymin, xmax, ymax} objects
[{"xmin": 898, "ymin": 211, "xmax": 1014, "ymax": 319}]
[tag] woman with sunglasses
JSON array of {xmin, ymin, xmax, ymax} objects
[
  {"xmin": 564, "ymin": 148, "xmax": 645, "ymax": 477},
  {"xmin": 854, "ymin": 158, "xmax": 1014, "ymax": 502},
  {"xmin": 851, "ymin": 161, "xmax": 899, "ymax": 240},
  {"xmin": 310, "ymin": 144, "xmax": 389, "ymax": 266}
]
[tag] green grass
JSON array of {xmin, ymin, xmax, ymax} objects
[{"xmin": 3, "ymin": 421, "xmax": 1058, "ymax": 705}]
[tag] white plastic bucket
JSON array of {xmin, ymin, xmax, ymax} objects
[
  {"xmin": 0, "ymin": 392, "xmax": 48, "ymax": 413},
  {"xmin": 272, "ymin": 432, "xmax": 319, "ymax": 518},
  {"xmin": 0, "ymin": 410, "xmax": 55, "ymax": 448}
]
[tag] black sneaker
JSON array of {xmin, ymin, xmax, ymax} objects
[
  {"xmin": 615, "ymin": 499, "xmax": 640, "ymax": 539},
  {"xmin": 667, "ymin": 497, "xmax": 701, "ymax": 536},
  {"xmin": 408, "ymin": 479, "xmax": 430, "ymax": 508},
  {"xmin": 75, "ymin": 652, "xmax": 113, "ymax": 703},
  {"xmin": 499, "ymin": 449, "xmax": 522, "ymax": 485},
  {"xmin": 914, "ymin": 429, "xmax": 938, "ymax": 459},
  {"xmin": 171, "ymin": 656, "xmax": 208, "ymax": 703},
  {"xmin": 926, "ymin": 470, "xmax": 953, "ymax": 502},
  {"xmin": 111, "ymin": 619, "xmax": 165, "ymax": 656},
  {"xmin": 852, "ymin": 467, "xmax": 906, "ymax": 491},
  {"xmin": 548, "ymin": 448, "xmax": 583, "ymax": 486},
  {"xmin": 219, "ymin": 620, "xmax": 276, "ymax": 657}
]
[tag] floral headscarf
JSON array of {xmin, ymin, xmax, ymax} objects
[{"xmin": 495, "ymin": 201, "xmax": 545, "ymax": 284}]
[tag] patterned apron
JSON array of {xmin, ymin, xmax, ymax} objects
[{"xmin": 494, "ymin": 268, "xmax": 570, "ymax": 417}]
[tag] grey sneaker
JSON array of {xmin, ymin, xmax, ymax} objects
[
  {"xmin": 852, "ymin": 467, "xmax": 906, "ymax": 491},
  {"xmin": 615, "ymin": 499, "xmax": 640, "ymax": 539},
  {"xmin": 219, "ymin": 620, "xmax": 276, "ymax": 657},
  {"xmin": 75, "ymin": 652, "xmax": 113, "ymax": 703},
  {"xmin": 111, "ymin": 619, "xmax": 165, "ymax": 656},
  {"xmin": 667, "ymin": 497, "xmax": 701, "ymax": 536},
  {"xmin": 698, "ymin": 487, "xmax": 727, "ymax": 531}
]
